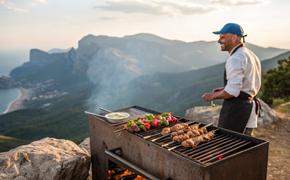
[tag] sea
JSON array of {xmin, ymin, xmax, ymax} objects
[
  {"xmin": 0, "ymin": 50, "xmax": 28, "ymax": 114},
  {"xmin": 0, "ymin": 88, "xmax": 20, "ymax": 114}
]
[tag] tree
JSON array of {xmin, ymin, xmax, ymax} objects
[{"xmin": 261, "ymin": 56, "xmax": 290, "ymax": 105}]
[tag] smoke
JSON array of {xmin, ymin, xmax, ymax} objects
[{"xmin": 86, "ymin": 47, "xmax": 142, "ymax": 111}]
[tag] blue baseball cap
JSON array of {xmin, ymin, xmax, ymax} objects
[{"xmin": 213, "ymin": 23, "xmax": 246, "ymax": 37}]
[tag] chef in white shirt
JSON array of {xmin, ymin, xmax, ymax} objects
[{"xmin": 202, "ymin": 23, "xmax": 261, "ymax": 136}]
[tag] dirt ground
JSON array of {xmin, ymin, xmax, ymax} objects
[{"xmin": 254, "ymin": 105, "xmax": 290, "ymax": 180}]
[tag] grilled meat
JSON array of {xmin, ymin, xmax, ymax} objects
[
  {"xmin": 172, "ymin": 127, "xmax": 208, "ymax": 143},
  {"xmin": 161, "ymin": 123, "xmax": 189, "ymax": 135},
  {"xmin": 181, "ymin": 131, "xmax": 215, "ymax": 148}
]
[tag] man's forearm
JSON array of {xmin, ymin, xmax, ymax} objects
[{"xmin": 212, "ymin": 90, "xmax": 234, "ymax": 100}]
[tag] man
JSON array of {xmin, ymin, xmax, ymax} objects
[{"xmin": 202, "ymin": 23, "xmax": 261, "ymax": 135}]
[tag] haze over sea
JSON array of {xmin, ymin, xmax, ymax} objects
[
  {"xmin": 0, "ymin": 88, "xmax": 20, "ymax": 114},
  {"xmin": 0, "ymin": 51, "xmax": 27, "ymax": 113}
]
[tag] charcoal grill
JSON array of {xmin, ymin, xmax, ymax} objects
[{"xmin": 87, "ymin": 106, "xmax": 269, "ymax": 180}]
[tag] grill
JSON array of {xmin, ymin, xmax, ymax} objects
[{"xmin": 87, "ymin": 106, "xmax": 269, "ymax": 180}]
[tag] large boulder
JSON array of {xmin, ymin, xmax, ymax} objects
[
  {"xmin": 79, "ymin": 138, "xmax": 91, "ymax": 180},
  {"xmin": 0, "ymin": 138, "xmax": 90, "ymax": 180},
  {"xmin": 185, "ymin": 105, "xmax": 221, "ymax": 126},
  {"xmin": 185, "ymin": 99, "xmax": 279, "ymax": 126},
  {"xmin": 257, "ymin": 99, "xmax": 280, "ymax": 125},
  {"xmin": 79, "ymin": 138, "xmax": 90, "ymax": 154}
]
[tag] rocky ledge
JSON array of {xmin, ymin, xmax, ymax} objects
[
  {"xmin": 0, "ymin": 138, "xmax": 90, "ymax": 180},
  {"xmin": 185, "ymin": 98, "xmax": 279, "ymax": 126}
]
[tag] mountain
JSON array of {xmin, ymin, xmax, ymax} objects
[
  {"xmin": 75, "ymin": 34, "xmax": 287, "ymax": 73},
  {"xmin": 1, "ymin": 33, "xmax": 289, "ymax": 152},
  {"xmin": 10, "ymin": 48, "xmax": 77, "ymax": 85},
  {"xmin": 262, "ymin": 51, "xmax": 290, "ymax": 72},
  {"xmin": 48, "ymin": 48, "xmax": 71, "ymax": 54}
]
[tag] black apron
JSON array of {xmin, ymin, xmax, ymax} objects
[{"xmin": 218, "ymin": 44, "xmax": 253, "ymax": 133}]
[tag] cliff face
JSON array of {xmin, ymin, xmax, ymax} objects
[{"xmin": 0, "ymin": 138, "xmax": 90, "ymax": 180}]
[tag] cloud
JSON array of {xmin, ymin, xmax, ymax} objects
[
  {"xmin": 96, "ymin": 0, "xmax": 166, "ymax": 15},
  {"xmin": 33, "ymin": 0, "xmax": 48, "ymax": 4},
  {"xmin": 4, "ymin": 5, "xmax": 29, "ymax": 13},
  {"xmin": 210, "ymin": 0, "xmax": 269, "ymax": 6},
  {"xmin": 97, "ymin": 16, "xmax": 119, "ymax": 21},
  {"xmin": 0, "ymin": 0, "xmax": 6, "ymax": 5},
  {"xmin": 95, "ymin": 0, "xmax": 216, "ymax": 15},
  {"xmin": 161, "ymin": 2, "xmax": 215, "ymax": 15},
  {"xmin": 95, "ymin": 0, "xmax": 270, "ymax": 16},
  {"xmin": 0, "ymin": 0, "xmax": 47, "ymax": 13}
]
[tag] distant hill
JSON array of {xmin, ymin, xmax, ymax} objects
[
  {"xmin": 262, "ymin": 51, "xmax": 290, "ymax": 72},
  {"xmin": 75, "ymin": 33, "xmax": 286, "ymax": 73},
  {"xmin": 48, "ymin": 48, "xmax": 72, "ymax": 54}
]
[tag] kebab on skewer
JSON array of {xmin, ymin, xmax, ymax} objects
[
  {"xmin": 181, "ymin": 131, "xmax": 215, "ymax": 148},
  {"xmin": 161, "ymin": 123, "xmax": 190, "ymax": 135},
  {"xmin": 170, "ymin": 123, "xmax": 206, "ymax": 136},
  {"xmin": 172, "ymin": 127, "xmax": 208, "ymax": 143},
  {"xmin": 125, "ymin": 112, "xmax": 177, "ymax": 133}
]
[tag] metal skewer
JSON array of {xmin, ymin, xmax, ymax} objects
[
  {"xmin": 151, "ymin": 134, "xmax": 170, "ymax": 142},
  {"xmin": 162, "ymin": 141, "xmax": 176, "ymax": 147},
  {"xmin": 96, "ymin": 105, "xmax": 112, "ymax": 113},
  {"xmin": 114, "ymin": 128, "xmax": 126, "ymax": 133},
  {"xmin": 84, "ymin": 111, "xmax": 106, "ymax": 118}
]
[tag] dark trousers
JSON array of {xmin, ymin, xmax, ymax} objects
[{"xmin": 218, "ymin": 94, "xmax": 253, "ymax": 133}]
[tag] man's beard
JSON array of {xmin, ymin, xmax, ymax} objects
[{"xmin": 220, "ymin": 43, "xmax": 227, "ymax": 51}]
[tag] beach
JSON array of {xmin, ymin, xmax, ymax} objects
[{"xmin": 3, "ymin": 88, "xmax": 30, "ymax": 114}]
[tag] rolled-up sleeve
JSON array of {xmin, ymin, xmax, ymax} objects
[{"xmin": 224, "ymin": 54, "xmax": 247, "ymax": 97}]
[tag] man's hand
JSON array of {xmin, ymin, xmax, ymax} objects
[
  {"xmin": 202, "ymin": 92, "xmax": 215, "ymax": 101},
  {"xmin": 202, "ymin": 89, "xmax": 234, "ymax": 101}
]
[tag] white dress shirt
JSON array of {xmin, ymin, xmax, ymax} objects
[{"xmin": 224, "ymin": 44, "xmax": 262, "ymax": 128}]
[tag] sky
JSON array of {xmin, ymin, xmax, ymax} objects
[{"xmin": 0, "ymin": 0, "xmax": 290, "ymax": 53}]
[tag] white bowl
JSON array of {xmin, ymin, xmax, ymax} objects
[{"xmin": 105, "ymin": 112, "xmax": 130, "ymax": 123}]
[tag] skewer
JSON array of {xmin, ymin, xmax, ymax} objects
[
  {"xmin": 203, "ymin": 122, "xmax": 214, "ymax": 128},
  {"xmin": 114, "ymin": 128, "xmax": 126, "ymax": 133},
  {"xmin": 161, "ymin": 141, "xmax": 176, "ymax": 147},
  {"xmin": 151, "ymin": 134, "xmax": 170, "ymax": 142},
  {"xmin": 167, "ymin": 129, "xmax": 218, "ymax": 151},
  {"xmin": 168, "ymin": 145, "xmax": 181, "ymax": 151},
  {"xmin": 96, "ymin": 106, "xmax": 112, "ymax": 113},
  {"xmin": 143, "ymin": 132, "xmax": 163, "ymax": 139},
  {"xmin": 84, "ymin": 111, "xmax": 106, "ymax": 118}
]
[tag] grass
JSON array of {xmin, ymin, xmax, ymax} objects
[
  {"xmin": 274, "ymin": 101, "xmax": 290, "ymax": 113},
  {"xmin": 0, "ymin": 135, "xmax": 28, "ymax": 152}
]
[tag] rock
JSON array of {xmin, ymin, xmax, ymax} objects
[
  {"xmin": 0, "ymin": 138, "xmax": 90, "ymax": 180},
  {"xmin": 79, "ymin": 138, "xmax": 91, "ymax": 180},
  {"xmin": 185, "ymin": 105, "xmax": 221, "ymax": 126},
  {"xmin": 79, "ymin": 137, "xmax": 90, "ymax": 154},
  {"xmin": 185, "ymin": 99, "xmax": 279, "ymax": 127},
  {"xmin": 257, "ymin": 99, "xmax": 280, "ymax": 125}
]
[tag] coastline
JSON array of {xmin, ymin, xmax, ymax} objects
[{"xmin": 3, "ymin": 88, "xmax": 30, "ymax": 114}]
